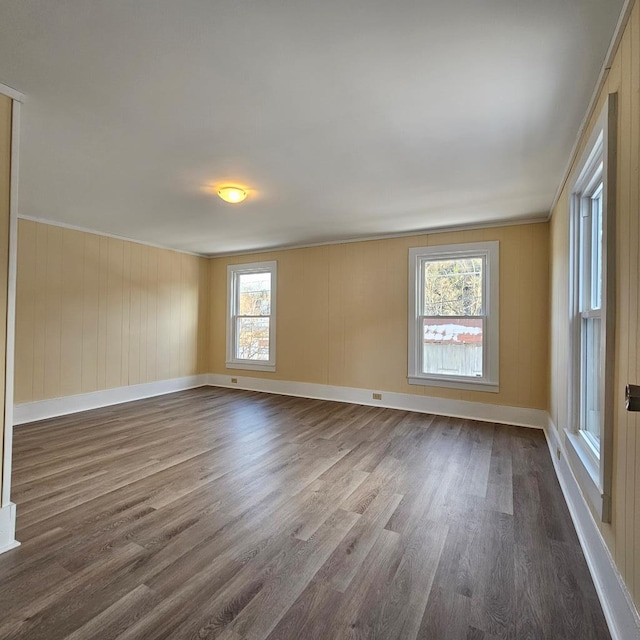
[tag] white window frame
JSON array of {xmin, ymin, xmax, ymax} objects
[
  {"xmin": 408, "ymin": 241, "xmax": 499, "ymax": 392},
  {"xmin": 226, "ymin": 261, "xmax": 277, "ymax": 373},
  {"xmin": 566, "ymin": 94, "xmax": 616, "ymax": 523}
]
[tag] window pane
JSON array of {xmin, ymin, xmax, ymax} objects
[
  {"xmin": 591, "ymin": 187, "xmax": 603, "ymax": 310},
  {"xmin": 238, "ymin": 272, "xmax": 271, "ymax": 316},
  {"xmin": 423, "ymin": 258, "xmax": 483, "ymax": 316},
  {"xmin": 236, "ymin": 317, "xmax": 270, "ymax": 360},
  {"xmin": 582, "ymin": 316, "xmax": 601, "ymax": 450},
  {"xmin": 422, "ymin": 317, "xmax": 483, "ymax": 377}
]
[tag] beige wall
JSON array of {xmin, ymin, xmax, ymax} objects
[
  {"xmin": 14, "ymin": 218, "xmax": 549, "ymax": 414},
  {"xmin": 0, "ymin": 95, "xmax": 12, "ymax": 500},
  {"xmin": 14, "ymin": 219, "xmax": 209, "ymax": 404},
  {"xmin": 549, "ymin": 0, "xmax": 640, "ymax": 608},
  {"xmin": 210, "ymin": 222, "xmax": 549, "ymax": 410}
]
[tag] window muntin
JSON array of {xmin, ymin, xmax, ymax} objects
[
  {"xmin": 227, "ymin": 261, "xmax": 276, "ymax": 372},
  {"xmin": 409, "ymin": 242, "xmax": 499, "ymax": 391}
]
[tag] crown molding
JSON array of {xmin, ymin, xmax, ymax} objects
[
  {"xmin": 0, "ymin": 82, "xmax": 24, "ymax": 103},
  {"xmin": 203, "ymin": 214, "xmax": 549, "ymax": 259},
  {"xmin": 549, "ymin": 0, "xmax": 634, "ymax": 216},
  {"xmin": 17, "ymin": 215, "xmax": 207, "ymax": 258}
]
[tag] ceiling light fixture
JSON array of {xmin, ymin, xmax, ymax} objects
[{"xmin": 217, "ymin": 186, "xmax": 248, "ymax": 204}]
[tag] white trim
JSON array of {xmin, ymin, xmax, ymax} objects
[
  {"xmin": 207, "ymin": 373, "xmax": 546, "ymax": 429},
  {"xmin": 2, "ymin": 101, "xmax": 20, "ymax": 507},
  {"xmin": 565, "ymin": 429, "xmax": 604, "ymax": 517},
  {"xmin": 406, "ymin": 375, "xmax": 498, "ymax": 393},
  {"xmin": 0, "ymin": 82, "xmax": 24, "ymax": 103},
  {"xmin": 206, "ymin": 216, "xmax": 548, "ymax": 259},
  {"xmin": 17, "ymin": 215, "xmax": 205, "ymax": 258},
  {"xmin": 0, "ymin": 502, "xmax": 18, "ymax": 554},
  {"xmin": 226, "ymin": 261, "xmax": 277, "ymax": 372},
  {"xmin": 550, "ymin": 0, "xmax": 632, "ymax": 215},
  {"xmin": 17, "ymin": 215, "xmax": 549, "ymax": 264},
  {"xmin": 408, "ymin": 241, "xmax": 499, "ymax": 392},
  {"xmin": 544, "ymin": 416, "xmax": 640, "ymax": 640},
  {"xmin": 566, "ymin": 95, "xmax": 616, "ymax": 523},
  {"xmin": 225, "ymin": 362, "xmax": 276, "ymax": 373},
  {"xmin": 13, "ymin": 375, "xmax": 209, "ymax": 425}
]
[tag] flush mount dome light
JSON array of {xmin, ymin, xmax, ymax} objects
[{"xmin": 217, "ymin": 186, "xmax": 247, "ymax": 204}]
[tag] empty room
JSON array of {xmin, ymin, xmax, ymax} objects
[{"xmin": 0, "ymin": 1, "xmax": 639, "ymax": 639}]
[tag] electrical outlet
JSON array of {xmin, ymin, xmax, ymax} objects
[
  {"xmin": 372, "ymin": 392, "xmax": 382, "ymax": 400},
  {"xmin": 556, "ymin": 447, "xmax": 561, "ymax": 460},
  {"xmin": 231, "ymin": 378, "xmax": 238, "ymax": 384}
]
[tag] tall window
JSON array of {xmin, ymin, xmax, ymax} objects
[
  {"xmin": 579, "ymin": 179, "xmax": 604, "ymax": 455},
  {"xmin": 408, "ymin": 242, "xmax": 499, "ymax": 391},
  {"xmin": 226, "ymin": 261, "xmax": 277, "ymax": 372},
  {"xmin": 568, "ymin": 93, "xmax": 616, "ymax": 522}
]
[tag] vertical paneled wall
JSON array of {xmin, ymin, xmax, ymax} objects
[
  {"xmin": 209, "ymin": 222, "xmax": 550, "ymax": 410},
  {"xmin": 14, "ymin": 219, "xmax": 209, "ymax": 404},
  {"xmin": 549, "ymin": 0, "xmax": 640, "ymax": 608}
]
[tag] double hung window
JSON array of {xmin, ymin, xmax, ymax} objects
[
  {"xmin": 408, "ymin": 242, "xmax": 499, "ymax": 392},
  {"xmin": 567, "ymin": 94, "xmax": 616, "ymax": 522},
  {"xmin": 226, "ymin": 261, "xmax": 277, "ymax": 372}
]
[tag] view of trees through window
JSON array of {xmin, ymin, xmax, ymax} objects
[
  {"xmin": 422, "ymin": 257, "xmax": 484, "ymax": 377},
  {"xmin": 423, "ymin": 258, "xmax": 483, "ymax": 316},
  {"xmin": 236, "ymin": 272, "xmax": 271, "ymax": 361}
]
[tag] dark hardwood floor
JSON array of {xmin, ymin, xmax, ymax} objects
[{"xmin": 0, "ymin": 387, "xmax": 610, "ymax": 640}]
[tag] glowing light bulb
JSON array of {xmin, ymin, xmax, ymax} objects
[{"xmin": 217, "ymin": 186, "xmax": 247, "ymax": 203}]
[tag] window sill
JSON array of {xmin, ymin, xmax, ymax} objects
[
  {"xmin": 407, "ymin": 375, "xmax": 499, "ymax": 393},
  {"xmin": 564, "ymin": 429, "xmax": 604, "ymax": 520},
  {"xmin": 226, "ymin": 361, "xmax": 276, "ymax": 373}
]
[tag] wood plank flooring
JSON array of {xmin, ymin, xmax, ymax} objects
[{"xmin": 1, "ymin": 387, "xmax": 610, "ymax": 640}]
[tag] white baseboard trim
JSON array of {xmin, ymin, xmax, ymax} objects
[
  {"xmin": 0, "ymin": 502, "xmax": 19, "ymax": 555},
  {"xmin": 544, "ymin": 416, "xmax": 640, "ymax": 640},
  {"xmin": 206, "ymin": 373, "xmax": 547, "ymax": 429},
  {"xmin": 13, "ymin": 375, "xmax": 210, "ymax": 425},
  {"xmin": 13, "ymin": 373, "xmax": 547, "ymax": 429}
]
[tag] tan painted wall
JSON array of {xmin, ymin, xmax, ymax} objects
[
  {"xmin": 549, "ymin": 1, "xmax": 640, "ymax": 608},
  {"xmin": 210, "ymin": 223, "xmax": 549, "ymax": 410},
  {"xmin": 14, "ymin": 219, "xmax": 209, "ymax": 404},
  {"xmin": 0, "ymin": 95, "xmax": 12, "ymax": 500}
]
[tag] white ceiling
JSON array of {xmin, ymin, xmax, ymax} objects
[{"xmin": 0, "ymin": 0, "xmax": 625, "ymax": 255}]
